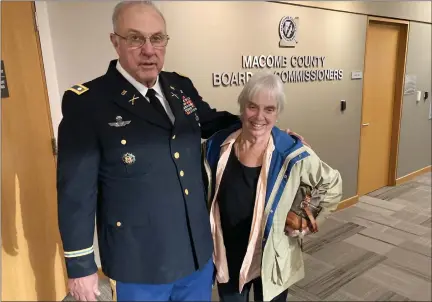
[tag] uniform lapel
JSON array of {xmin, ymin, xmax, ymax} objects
[
  {"xmin": 159, "ymin": 72, "xmax": 186, "ymax": 127},
  {"xmin": 106, "ymin": 60, "xmax": 171, "ymax": 130}
]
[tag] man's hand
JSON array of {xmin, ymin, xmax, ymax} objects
[
  {"xmin": 285, "ymin": 128, "xmax": 310, "ymax": 147},
  {"xmin": 68, "ymin": 273, "xmax": 100, "ymax": 301}
]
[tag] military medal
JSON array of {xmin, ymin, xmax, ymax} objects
[
  {"xmin": 121, "ymin": 90, "xmax": 127, "ymax": 95},
  {"xmin": 182, "ymin": 96, "xmax": 197, "ymax": 115},
  {"xmin": 122, "ymin": 153, "xmax": 136, "ymax": 165}
]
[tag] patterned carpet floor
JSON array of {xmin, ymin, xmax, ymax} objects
[
  {"xmin": 285, "ymin": 172, "xmax": 431, "ymax": 301},
  {"xmin": 64, "ymin": 172, "xmax": 431, "ymax": 301}
]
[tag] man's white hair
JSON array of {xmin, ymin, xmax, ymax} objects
[{"xmin": 112, "ymin": 1, "xmax": 166, "ymax": 32}]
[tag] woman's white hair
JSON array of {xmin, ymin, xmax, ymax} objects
[{"xmin": 237, "ymin": 71, "xmax": 286, "ymax": 114}]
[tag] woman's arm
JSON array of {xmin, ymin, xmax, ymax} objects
[{"xmin": 297, "ymin": 146, "xmax": 343, "ymax": 226}]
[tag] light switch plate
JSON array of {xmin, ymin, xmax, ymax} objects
[{"xmin": 416, "ymin": 90, "xmax": 421, "ymax": 102}]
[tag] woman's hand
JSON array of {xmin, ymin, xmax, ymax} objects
[
  {"xmin": 284, "ymin": 227, "xmax": 311, "ymax": 237},
  {"xmin": 285, "ymin": 211, "xmax": 308, "ymax": 231},
  {"xmin": 284, "ymin": 211, "xmax": 313, "ymax": 237}
]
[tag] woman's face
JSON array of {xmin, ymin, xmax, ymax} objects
[{"xmin": 241, "ymin": 90, "xmax": 279, "ymax": 140}]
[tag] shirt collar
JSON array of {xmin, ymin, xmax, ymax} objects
[
  {"xmin": 116, "ymin": 60, "xmax": 164, "ymax": 98},
  {"xmin": 220, "ymin": 128, "xmax": 275, "ymax": 153}
]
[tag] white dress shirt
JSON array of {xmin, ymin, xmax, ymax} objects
[{"xmin": 116, "ymin": 61, "xmax": 175, "ymax": 124}]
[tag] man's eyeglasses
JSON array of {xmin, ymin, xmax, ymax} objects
[{"xmin": 114, "ymin": 32, "xmax": 170, "ymax": 48}]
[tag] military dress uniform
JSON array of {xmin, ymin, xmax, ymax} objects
[{"xmin": 56, "ymin": 59, "xmax": 240, "ymax": 300}]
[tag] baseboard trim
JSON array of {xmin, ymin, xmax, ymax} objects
[
  {"xmin": 336, "ymin": 195, "xmax": 359, "ymax": 211},
  {"xmin": 396, "ymin": 165, "xmax": 431, "ymax": 185}
]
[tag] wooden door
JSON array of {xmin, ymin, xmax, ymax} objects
[
  {"xmin": 1, "ymin": 1, "xmax": 67, "ymax": 300},
  {"xmin": 357, "ymin": 18, "xmax": 408, "ymax": 196}
]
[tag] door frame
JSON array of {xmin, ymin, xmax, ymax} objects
[
  {"xmin": 30, "ymin": 1, "xmax": 57, "ymax": 145},
  {"xmin": 1, "ymin": 1, "xmax": 66, "ymax": 300},
  {"xmin": 357, "ymin": 16, "xmax": 409, "ymax": 196}
]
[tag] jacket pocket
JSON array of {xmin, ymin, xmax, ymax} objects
[
  {"xmin": 101, "ymin": 196, "xmax": 151, "ymax": 228},
  {"xmin": 272, "ymin": 236, "xmax": 303, "ymax": 285}
]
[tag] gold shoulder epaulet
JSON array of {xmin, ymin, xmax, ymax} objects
[{"xmin": 67, "ymin": 84, "xmax": 89, "ymax": 95}]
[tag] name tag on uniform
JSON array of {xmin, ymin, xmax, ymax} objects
[{"xmin": 182, "ymin": 96, "xmax": 197, "ymax": 115}]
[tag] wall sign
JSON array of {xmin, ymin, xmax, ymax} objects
[
  {"xmin": 404, "ymin": 74, "xmax": 416, "ymax": 95},
  {"xmin": 351, "ymin": 71, "xmax": 363, "ymax": 80},
  {"xmin": 1, "ymin": 60, "xmax": 10, "ymax": 98},
  {"xmin": 211, "ymin": 16, "xmax": 344, "ymax": 87},
  {"xmin": 212, "ymin": 55, "xmax": 344, "ymax": 87},
  {"xmin": 279, "ymin": 16, "xmax": 299, "ymax": 48}
]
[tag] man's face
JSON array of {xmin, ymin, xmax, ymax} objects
[{"xmin": 111, "ymin": 5, "xmax": 167, "ymax": 87}]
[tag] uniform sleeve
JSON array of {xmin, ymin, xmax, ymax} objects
[
  {"xmin": 182, "ymin": 76, "xmax": 241, "ymax": 139},
  {"xmin": 56, "ymin": 90, "xmax": 99, "ymax": 278},
  {"xmin": 298, "ymin": 147, "xmax": 343, "ymax": 226}
]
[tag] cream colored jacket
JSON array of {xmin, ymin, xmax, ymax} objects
[{"xmin": 202, "ymin": 127, "xmax": 343, "ymax": 301}]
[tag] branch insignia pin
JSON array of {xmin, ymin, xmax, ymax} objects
[{"xmin": 129, "ymin": 94, "xmax": 139, "ymax": 105}]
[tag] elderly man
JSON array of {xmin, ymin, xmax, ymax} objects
[{"xmin": 57, "ymin": 1, "xmax": 306, "ymax": 301}]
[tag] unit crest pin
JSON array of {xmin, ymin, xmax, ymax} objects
[{"xmin": 122, "ymin": 153, "xmax": 136, "ymax": 165}]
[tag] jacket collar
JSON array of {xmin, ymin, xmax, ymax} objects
[
  {"xmin": 115, "ymin": 60, "xmax": 164, "ymax": 100},
  {"xmin": 270, "ymin": 127, "xmax": 299, "ymax": 156},
  {"xmin": 219, "ymin": 126, "xmax": 300, "ymax": 154},
  {"xmin": 219, "ymin": 128, "xmax": 276, "ymax": 154},
  {"xmin": 105, "ymin": 59, "xmax": 184, "ymax": 130}
]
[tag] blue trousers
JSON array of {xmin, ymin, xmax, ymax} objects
[{"xmin": 111, "ymin": 258, "xmax": 214, "ymax": 301}]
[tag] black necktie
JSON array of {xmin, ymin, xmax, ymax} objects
[{"xmin": 146, "ymin": 89, "xmax": 171, "ymax": 123}]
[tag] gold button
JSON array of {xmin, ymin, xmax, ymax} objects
[
  {"xmin": 180, "ymin": 170, "xmax": 184, "ymax": 177},
  {"xmin": 172, "ymin": 135, "xmax": 176, "ymax": 139},
  {"xmin": 174, "ymin": 152, "xmax": 180, "ymax": 159},
  {"xmin": 116, "ymin": 221, "xmax": 122, "ymax": 227},
  {"xmin": 184, "ymin": 189, "xmax": 189, "ymax": 195},
  {"xmin": 121, "ymin": 139, "xmax": 127, "ymax": 145}
]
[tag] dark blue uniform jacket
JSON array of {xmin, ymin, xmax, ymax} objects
[{"xmin": 57, "ymin": 59, "xmax": 240, "ymax": 284}]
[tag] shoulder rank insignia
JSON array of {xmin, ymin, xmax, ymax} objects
[{"xmin": 67, "ymin": 84, "xmax": 89, "ymax": 95}]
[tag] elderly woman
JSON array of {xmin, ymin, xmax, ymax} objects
[{"xmin": 202, "ymin": 72, "xmax": 342, "ymax": 302}]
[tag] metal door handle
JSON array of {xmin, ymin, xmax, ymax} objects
[{"xmin": 362, "ymin": 123, "xmax": 370, "ymax": 126}]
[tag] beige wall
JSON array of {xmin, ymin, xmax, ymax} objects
[
  {"xmin": 283, "ymin": 1, "xmax": 432, "ymax": 23},
  {"xmin": 397, "ymin": 22, "xmax": 432, "ymax": 177},
  {"xmin": 35, "ymin": 0, "xmax": 162, "ymax": 139},
  {"xmin": 37, "ymin": 0, "xmax": 432, "ymax": 197},
  {"xmin": 35, "ymin": 1, "xmax": 119, "ymax": 140},
  {"xmin": 36, "ymin": 0, "xmax": 431, "ymax": 267},
  {"xmin": 160, "ymin": 1, "xmax": 367, "ymax": 199}
]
